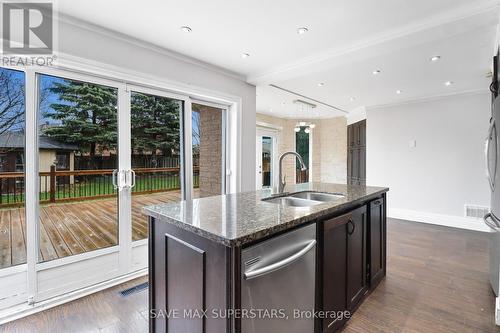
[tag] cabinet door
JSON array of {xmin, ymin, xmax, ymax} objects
[
  {"xmin": 352, "ymin": 148, "xmax": 360, "ymax": 182},
  {"xmin": 347, "ymin": 205, "xmax": 367, "ymax": 311},
  {"xmin": 347, "ymin": 125, "xmax": 353, "ymax": 147},
  {"xmin": 359, "ymin": 147, "xmax": 366, "ymax": 182},
  {"xmin": 322, "ymin": 214, "xmax": 350, "ymax": 332},
  {"xmin": 353, "ymin": 123, "xmax": 360, "ymax": 147},
  {"xmin": 347, "ymin": 149, "xmax": 353, "ymax": 184},
  {"xmin": 369, "ymin": 197, "xmax": 385, "ymax": 287},
  {"xmin": 358, "ymin": 120, "xmax": 366, "ymax": 147}
]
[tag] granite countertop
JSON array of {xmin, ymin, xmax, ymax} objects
[{"xmin": 143, "ymin": 182, "xmax": 388, "ymax": 247}]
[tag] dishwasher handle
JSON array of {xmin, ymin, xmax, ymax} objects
[{"xmin": 244, "ymin": 239, "xmax": 316, "ymax": 280}]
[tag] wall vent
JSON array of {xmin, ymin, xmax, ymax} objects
[{"xmin": 465, "ymin": 205, "xmax": 490, "ymax": 219}]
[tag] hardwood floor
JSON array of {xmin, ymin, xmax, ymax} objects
[
  {"xmin": 344, "ymin": 219, "xmax": 499, "ymax": 333},
  {"xmin": 1, "ymin": 218, "xmax": 498, "ymax": 332}
]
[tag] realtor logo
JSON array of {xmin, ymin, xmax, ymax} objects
[{"xmin": 2, "ymin": 2, "xmax": 53, "ymax": 55}]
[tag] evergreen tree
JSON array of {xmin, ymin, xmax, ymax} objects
[
  {"xmin": 42, "ymin": 79, "xmax": 118, "ymax": 156},
  {"xmin": 130, "ymin": 92, "xmax": 181, "ymax": 157}
]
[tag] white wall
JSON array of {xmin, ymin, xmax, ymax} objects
[
  {"xmin": 57, "ymin": 17, "xmax": 256, "ymax": 191},
  {"xmin": 367, "ymin": 92, "xmax": 491, "ymax": 231}
]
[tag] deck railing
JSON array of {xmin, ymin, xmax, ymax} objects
[{"xmin": 0, "ymin": 166, "xmax": 199, "ymax": 207}]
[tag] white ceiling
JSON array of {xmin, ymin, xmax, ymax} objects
[{"xmin": 58, "ymin": 0, "xmax": 500, "ymax": 118}]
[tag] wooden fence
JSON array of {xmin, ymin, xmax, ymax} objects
[{"xmin": 0, "ymin": 166, "xmax": 199, "ymax": 208}]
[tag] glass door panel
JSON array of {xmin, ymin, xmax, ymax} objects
[
  {"xmin": 130, "ymin": 91, "xmax": 183, "ymax": 241},
  {"xmin": 261, "ymin": 136, "xmax": 273, "ymax": 188},
  {"xmin": 37, "ymin": 74, "xmax": 119, "ymax": 262},
  {"xmin": 191, "ymin": 103, "xmax": 225, "ymax": 199},
  {"xmin": 0, "ymin": 68, "xmax": 26, "ymax": 269},
  {"xmin": 295, "ymin": 126, "xmax": 310, "ymax": 183}
]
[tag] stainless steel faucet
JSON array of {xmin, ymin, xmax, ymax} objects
[{"xmin": 278, "ymin": 151, "xmax": 307, "ymax": 194}]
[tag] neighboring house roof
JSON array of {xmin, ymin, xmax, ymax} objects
[{"xmin": 0, "ymin": 132, "xmax": 78, "ymax": 151}]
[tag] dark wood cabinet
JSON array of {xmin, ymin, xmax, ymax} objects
[
  {"xmin": 369, "ymin": 197, "xmax": 386, "ymax": 287},
  {"xmin": 322, "ymin": 196, "xmax": 386, "ymax": 332},
  {"xmin": 149, "ymin": 191, "xmax": 387, "ymax": 333},
  {"xmin": 322, "ymin": 213, "xmax": 350, "ymax": 332},
  {"xmin": 347, "ymin": 120, "xmax": 366, "ymax": 186},
  {"xmin": 346, "ymin": 205, "xmax": 367, "ymax": 311}
]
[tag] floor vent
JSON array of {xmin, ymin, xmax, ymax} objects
[
  {"xmin": 119, "ymin": 282, "xmax": 148, "ymax": 297},
  {"xmin": 465, "ymin": 205, "xmax": 490, "ymax": 219}
]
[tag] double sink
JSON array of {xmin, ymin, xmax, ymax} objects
[{"xmin": 263, "ymin": 191, "xmax": 345, "ymax": 207}]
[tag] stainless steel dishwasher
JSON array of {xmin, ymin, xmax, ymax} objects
[{"xmin": 241, "ymin": 224, "xmax": 316, "ymax": 333}]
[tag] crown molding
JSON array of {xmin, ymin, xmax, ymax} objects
[
  {"xmin": 55, "ymin": 12, "xmax": 247, "ymax": 82},
  {"xmin": 248, "ymin": 1, "xmax": 500, "ymax": 84},
  {"xmin": 365, "ymin": 89, "xmax": 490, "ymax": 111}
]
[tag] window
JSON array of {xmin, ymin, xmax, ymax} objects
[
  {"xmin": 295, "ymin": 126, "xmax": 310, "ymax": 183},
  {"xmin": 56, "ymin": 152, "xmax": 70, "ymax": 170},
  {"xmin": 0, "ymin": 154, "xmax": 7, "ymax": 172}
]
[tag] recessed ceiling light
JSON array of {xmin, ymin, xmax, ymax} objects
[
  {"xmin": 445, "ymin": 81, "xmax": 453, "ymax": 86},
  {"xmin": 430, "ymin": 55, "xmax": 441, "ymax": 62},
  {"xmin": 396, "ymin": 90, "xmax": 402, "ymax": 94},
  {"xmin": 269, "ymin": 108, "xmax": 273, "ymax": 112},
  {"xmin": 372, "ymin": 70, "xmax": 381, "ymax": 75},
  {"xmin": 297, "ymin": 27, "xmax": 309, "ymax": 35},
  {"xmin": 349, "ymin": 97, "xmax": 356, "ymax": 102},
  {"xmin": 318, "ymin": 82, "xmax": 324, "ymax": 87},
  {"xmin": 180, "ymin": 26, "xmax": 192, "ymax": 33},
  {"xmin": 241, "ymin": 53, "xmax": 250, "ymax": 58}
]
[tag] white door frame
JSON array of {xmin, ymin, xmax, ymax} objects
[
  {"xmin": 256, "ymin": 127, "xmax": 279, "ymax": 190},
  {"xmin": 29, "ymin": 67, "xmax": 127, "ymax": 302}
]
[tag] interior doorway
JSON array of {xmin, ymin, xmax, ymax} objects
[{"xmin": 256, "ymin": 128, "xmax": 278, "ymax": 190}]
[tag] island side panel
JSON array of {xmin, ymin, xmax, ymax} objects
[{"xmin": 149, "ymin": 217, "xmax": 232, "ymax": 333}]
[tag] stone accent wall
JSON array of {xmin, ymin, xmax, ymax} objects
[
  {"xmin": 319, "ymin": 117, "xmax": 347, "ymax": 183},
  {"xmin": 198, "ymin": 106, "xmax": 223, "ymax": 198},
  {"xmin": 256, "ymin": 113, "xmax": 347, "ymax": 186}
]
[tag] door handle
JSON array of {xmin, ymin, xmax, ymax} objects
[
  {"xmin": 347, "ymin": 219, "xmax": 356, "ymax": 235},
  {"xmin": 129, "ymin": 170, "xmax": 136, "ymax": 189},
  {"xmin": 112, "ymin": 169, "xmax": 118, "ymax": 190},
  {"xmin": 484, "ymin": 213, "xmax": 500, "ymax": 231},
  {"xmin": 485, "ymin": 120, "xmax": 497, "ymax": 191},
  {"xmin": 243, "ymin": 240, "xmax": 316, "ymax": 280}
]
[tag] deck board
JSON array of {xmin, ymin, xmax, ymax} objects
[{"xmin": 0, "ymin": 190, "xmax": 183, "ymax": 268}]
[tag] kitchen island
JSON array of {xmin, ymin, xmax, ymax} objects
[{"xmin": 144, "ymin": 182, "xmax": 388, "ymax": 333}]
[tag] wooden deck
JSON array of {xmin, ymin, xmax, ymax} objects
[{"xmin": 0, "ymin": 191, "xmax": 183, "ymax": 269}]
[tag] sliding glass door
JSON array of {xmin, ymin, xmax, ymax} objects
[
  {"xmin": 0, "ymin": 68, "xmax": 27, "ymax": 310},
  {"xmin": 0, "ymin": 65, "xmax": 231, "ymax": 310},
  {"xmin": 130, "ymin": 89, "xmax": 184, "ymax": 243},
  {"xmin": 37, "ymin": 73, "xmax": 120, "ymax": 263}
]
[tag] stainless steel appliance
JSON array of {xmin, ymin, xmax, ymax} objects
[
  {"xmin": 241, "ymin": 224, "xmax": 316, "ymax": 333},
  {"xmin": 485, "ymin": 97, "xmax": 500, "ymax": 298}
]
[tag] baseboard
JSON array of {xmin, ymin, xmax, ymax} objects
[
  {"xmin": 388, "ymin": 208, "xmax": 490, "ymax": 232},
  {"xmin": 0, "ymin": 268, "xmax": 148, "ymax": 325}
]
